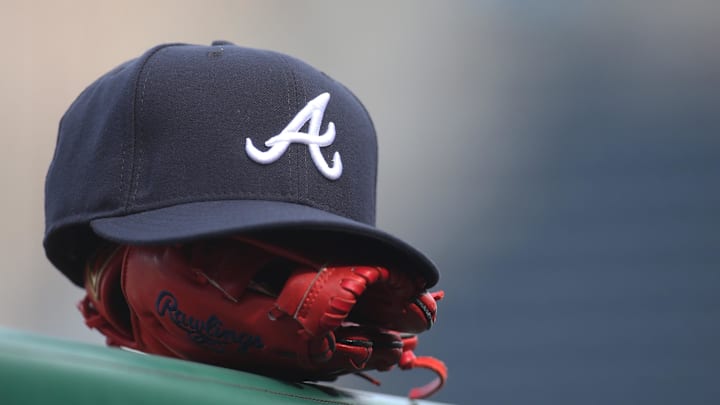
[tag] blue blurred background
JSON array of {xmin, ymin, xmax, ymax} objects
[{"xmin": 1, "ymin": 1, "xmax": 718, "ymax": 404}]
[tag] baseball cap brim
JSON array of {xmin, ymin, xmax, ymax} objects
[{"xmin": 90, "ymin": 200, "xmax": 439, "ymax": 287}]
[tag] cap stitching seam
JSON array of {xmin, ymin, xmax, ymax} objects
[
  {"xmin": 280, "ymin": 55, "xmax": 301, "ymax": 199},
  {"xmin": 279, "ymin": 54, "xmax": 293, "ymax": 199},
  {"xmin": 301, "ymin": 75, "xmax": 309, "ymax": 199},
  {"xmin": 127, "ymin": 44, "xmax": 178, "ymax": 211},
  {"xmin": 294, "ymin": 69, "xmax": 301, "ymax": 199}
]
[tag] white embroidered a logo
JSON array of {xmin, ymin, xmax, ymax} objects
[{"xmin": 245, "ymin": 92, "xmax": 342, "ymax": 180}]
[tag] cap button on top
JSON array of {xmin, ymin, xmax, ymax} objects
[{"xmin": 211, "ymin": 40, "xmax": 234, "ymax": 46}]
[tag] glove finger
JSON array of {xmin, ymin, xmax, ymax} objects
[
  {"xmin": 330, "ymin": 326, "xmax": 403, "ymax": 372},
  {"xmin": 348, "ymin": 268, "xmax": 442, "ymax": 334},
  {"xmin": 275, "ymin": 265, "xmax": 441, "ymax": 336}
]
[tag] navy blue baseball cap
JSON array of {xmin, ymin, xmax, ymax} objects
[{"xmin": 44, "ymin": 41, "xmax": 439, "ymax": 287}]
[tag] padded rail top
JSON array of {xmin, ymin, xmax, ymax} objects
[{"xmin": 0, "ymin": 327, "xmax": 448, "ymax": 405}]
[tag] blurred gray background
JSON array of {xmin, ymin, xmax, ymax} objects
[{"xmin": 1, "ymin": 1, "xmax": 719, "ymax": 404}]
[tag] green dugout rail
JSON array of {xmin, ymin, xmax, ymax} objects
[{"xmin": 0, "ymin": 327, "xmax": 449, "ymax": 404}]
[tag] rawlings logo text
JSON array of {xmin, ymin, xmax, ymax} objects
[{"xmin": 156, "ymin": 290, "xmax": 264, "ymax": 353}]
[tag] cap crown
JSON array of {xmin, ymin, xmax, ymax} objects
[{"xmin": 45, "ymin": 43, "xmax": 378, "ymax": 279}]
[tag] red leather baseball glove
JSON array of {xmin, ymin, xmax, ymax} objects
[{"xmin": 79, "ymin": 236, "xmax": 446, "ymax": 399}]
